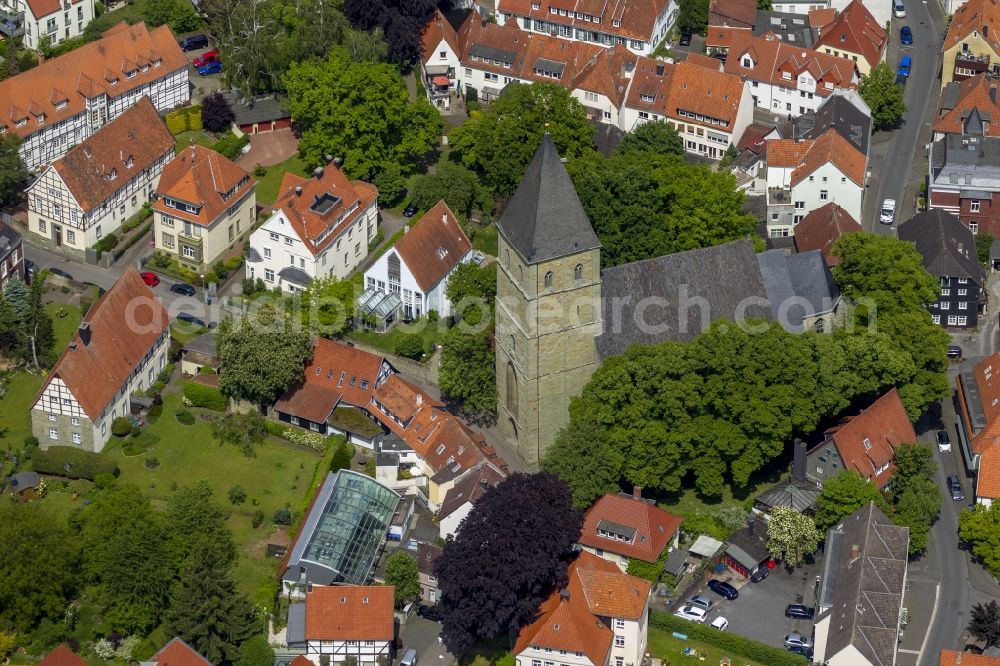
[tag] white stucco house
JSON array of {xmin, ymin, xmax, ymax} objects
[
  {"xmin": 362, "ymin": 200, "xmax": 472, "ymax": 322},
  {"xmin": 31, "ymin": 268, "xmax": 169, "ymax": 452},
  {"xmin": 26, "ymin": 97, "xmax": 174, "ymax": 257},
  {"xmin": 245, "ymin": 162, "xmax": 378, "ymax": 293},
  {"xmin": 437, "ymin": 462, "xmax": 507, "ymax": 540},
  {"xmin": 0, "ymin": 0, "xmax": 97, "ymax": 50}
]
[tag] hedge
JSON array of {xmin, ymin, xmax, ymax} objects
[
  {"xmin": 32, "ymin": 446, "xmax": 119, "ymax": 480},
  {"xmin": 165, "ymin": 105, "xmax": 203, "ymax": 135},
  {"xmin": 649, "ymin": 611, "xmax": 807, "ymax": 666},
  {"xmin": 183, "ymin": 381, "xmax": 227, "ymax": 411},
  {"xmin": 212, "ymin": 132, "xmax": 250, "ymax": 161}
]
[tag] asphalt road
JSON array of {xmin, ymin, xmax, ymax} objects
[{"xmin": 868, "ymin": 0, "xmax": 942, "ymax": 234}]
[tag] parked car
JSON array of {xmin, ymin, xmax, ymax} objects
[
  {"xmin": 679, "ymin": 28, "xmax": 693, "ymax": 46},
  {"xmin": 783, "ymin": 633, "xmax": 814, "ymax": 649},
  {"xmin": 707, "ymin": 579, "xmax": 738, "ymax": 600},
  {"xmin": 674, "ymin": 606, "xmax": 708, "ymax": 623},
  {"xmin": 176, "ymin": 312, "xmax": 207, "ymax": 328},
  {"xmin": 170, "ymin": 282, "xmax": 197, "ymax": 297},
  {"xmin": 785, "ymin": 604, "xmax": 815, "ymax": 620},
  {"xmin": 416, "ymin": 605, "xmax": 441, "ymax": 621},
  {"xmin": 710, "ymin": 617, "xmax": 729, "ymax": 631},
  {"xmin": 948, "ymin": 475, "xmax": 965, "ymax": 501},
  {"xmin": 140, "ymin": 271, "xmax": 160, "ymax": 287},
  {"xmin": 686, "ymin": 595, "xmax": 715, "ymax": 611},
  {"xmin": 403, "ymin": 202, "xmax": 418, "ymax": 217},
  {"xmin": 937, "ymin": 430, "xmax": 952, "ymax": 453},
  {"xmin": 788, "ymin": 645, "xmax": 814, "ymax": 659},
  {"xmin": 879, "ymin": 199, "xmax": 896, "ymax": 225},
  {"xmin": 900, "ymin": 25, "xmax": 913, "ymax": 44},
  {"xmin": 197, "ymin": 60, "xmax": 222, "ymax": 76},
  {"xmin": 749, "ymin": 568, "xmax": 769, "ymax": 583},
  {"xmin": 711, "ymin": 51, "xmax": 727, "ymax": 63},
  {"xmin": 894, "ymin": 0, "xmax": 906, "ymax": 17},
  {"xmin": 47, "ymin": 266, "xmax": 74, "ymax": 281},
  {"xmin": 897, "ymin": 55, "xmax": 912, "ymax": 80},
  {"xmin": 948, "ymin": 345, "xmax": 964, "ymax": 359},
  {"xmin": 472, "ymin": 250, "xmax": 487, "ymax": 265},
  {"xmin": 178, "ymin": 34, "xmax": 209, "ymax": 51},
  {"xmin": 193, "ymin": 49, "xmax": 219, "ymax": 67}
]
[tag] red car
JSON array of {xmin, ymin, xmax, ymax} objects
[
  {"xmin": 193, "ymin": 50, "xmax": 219, "ymax": 68},
  {"xmin": 140, "ymin": 271, "xmax": 160, "ymax": 287}
]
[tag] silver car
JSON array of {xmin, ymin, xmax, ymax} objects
[
  {"xmin": 784, "ymin": 632, "xmax": 814, "ymax": 649},
  {"xmin": 686, "ymin": 594, "xmax": 715, "ymax": 611}
]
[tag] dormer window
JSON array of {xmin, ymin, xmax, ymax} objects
[
  {"xmin": 863, "ymin": 437, "xmax": 872, "ymax": 450},
  {"xmin": 437, "ymin": 247, "xmax": 447, "ymax": 259},
  {"xmin": 153, "ymin": 59, "xmax": 162, "ymax": 67},
  {"xmin": 532, "ymin": 1, "xmax": 540, "ymax": 9},
  {"xmin": 125, "ymin": 69, "xmax": 137, "ymax": 79},
  {"xmin": 15, "ymin": 118, "xmax": 26, "ymax": 127},
  {"xmin": 741, "ymin": 56, "xmax": 752, "ymax": 68},
  {"xmin": 640, "ymin": 93, "xmax": 655, "ymax": 103},
  {"xmin": 613, "ymin": 19, "xmax": 620, "ymax": 27},
  {"xmin": 36, "ymin": 114, "xmax": 45, "ymax": 125},
  {"xmin": 125, "ymin": 156, "xmax": 133, "ymax": 168},
  {"xmin": 782, "ymin": 71, "xmax": 791, "ymax": 80}
]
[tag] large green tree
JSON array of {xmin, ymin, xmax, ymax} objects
[
  {"xmin": 858, "ymin": 63, "xmax": 907, "ymax": 130},
  {"xmin": 216, "ymin": 306, "xmax": 313, "ymax": 407},
  {"xmin": 0, "ymin": 133, "xmax": 28, "ymax": 207},
  {"xmin": 164, "ymin": 481, "xmax": 236, "ymax": 571},
  {"xmin": 410, "ymin": 162, "xmax": 482, "ymax": 219},
  {"xmin": 566, "ymin": 151, "xmax": 756, "ymax": 268},
  {"xmin": 284, "ymin": 49, "xmax": 441, "ymax": 176},
  {"xmin": 969, "ymin": 600, "xmax": 1000, "ymax": 648},
  {"xmin": 165, "ymin": 538, "xmax": 259, "ymax": 664},
  {"xmin": 450, "ymin": 83, "xmax": 596, "ymax": 195},
  {"xmin": 301, "ymin": 276, "xmax": 356, "ymax": 337},
  {"xmin": 542, "ymin": 415, "xmax": 623, "ymax": 510},
  {"xmin": 383, "ymin": 551, "xmax": 421, "ymax": 608},
  {"xmin": 235, "ymin": 636, "xmax": 275, "ymax": 666},
  {"xmin": 213, "ymin": 410, "xmax": 269, "ymax": 458},
  {"xmin": 2, "ymin": 276, "xmax": 56, "ymax": 370},
  {"xmin": 439, "ymin": 327, "xmax": 496, "ymax": 422},
  {"xmin": 767, "ymin": 507, "xmax": 820, "ymax": 567},
  {"xmin": 0, "ymin": 505, "xmax": 80, "ymax": 629},
  {"xmin": 960, "ymin": 504, "xmax": 1000, "ymax": 577},
  {"xmin": 813, "ymin": 471, "xmax": 888, "ymax": 532},
  {"xmin": 616, "ymin": 120, "xmax": 684, "ymax": 157}
]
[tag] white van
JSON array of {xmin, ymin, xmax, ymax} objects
[
  {"xmin": 894, "ymin": 0, "xmax": 906, "ymax": 17},
  {"xmin": 400, "ymin": 649, "xmax": 418, "ymax": 666}
]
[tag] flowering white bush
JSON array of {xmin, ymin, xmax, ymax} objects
[
  {"xmin": 282, "ymin": 429, "xmax": 327, "ymax": 451},
  {"xmin": 93, "ymin": 639, "xmax": 116, "ymax": 660},
  {"xmin": 116, "ymin": 636, "xmax": 141, "ymax": 660}
]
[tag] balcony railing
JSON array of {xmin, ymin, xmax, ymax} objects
[{"xmin": 0, "ymin": 7, "xmax": 24, "ymax": 38}]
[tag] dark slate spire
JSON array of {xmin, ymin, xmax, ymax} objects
[{"xmin": 496, "ymin": 132, "xmax": 600, "ymax": 264}]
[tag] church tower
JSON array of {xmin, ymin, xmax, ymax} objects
[{"xmin": 494, "ymin": 133, "xmax": 603, "ymax": 467}]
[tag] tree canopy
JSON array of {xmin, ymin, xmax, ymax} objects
[
  {"xmin": 615, "ymin": 120, "xmax": 684, "ymax": 158},
  {"xmin": 542, "ymin": 415, "xmax": 623, "ymax": 510},
  {"xmin": 766, "ymin": 507, "xmax": 820, "ymax": 567},
  {"xmin": 450, "ymin": 83, "xmax": 596, "ymax": 195},
  {"xmin": 301, "ymin": 277, "xmax": 356, "ymax": 338},
  {"xmin": 201, "ymin": 92, "xmax": 236, "ymax": 134},
  {"xmin": 969, "ymin": 600, "xmax": 1000, "ymax": 648},
  {"xmin": 343, "ymin": 0, "xmax": 438, "ymax": 66},
  {"xmin": 383, "ymin": 551, "xmax": 421, "ymax": 608},
  {"xmin": 439, "ymin": 327, "xmax": 496, "ymax": 422},
  {"xmin": 858, "ymin": 63, "xmax": 907, "ymax": 130},
  {"xmin": 0, "ymin": 132, "xmax": 28, "ymax": 207},
  {"xmin": 889, "ymin": 443, "xmax": 940, "ymax": 554},
  {"xmin": 1, "ymin": 277, "xmax": 56, "ymax": 371},
  {"xmin": 284, "ymin": 49, "xmax": 441, "ymax": 176},
  {"xmin": 216, "ymin": 306, "xmax": 313, "ymax": 407},
  {"xmin": 435, "ymin": 473, "xmax": 582, "ymax": 656},
  {"xmin": 567, "ymin": 151, "xmax": 757, "ymax": 268},
  {"xmin": 813, "ymin": 471, "xmax": 888, "ymax": 532},
  {"xmin": 960, "ymin": 504, "xmax": 1000, "ymax": 578},
  {"xmin": 410, "ymin": 162, "xmax": 484, "ymax": 219}
]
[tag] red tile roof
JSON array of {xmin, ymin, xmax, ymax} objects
[
  {"xmin": 939, "ymin": 651, "xmax": 1000, "ymax": 666},
  {"xmin": 793, "ymin": 202, "xmax": 863, "ymax": 265},
  {"xmin": 625, "ymin": 56, "xmax": 746, "ymax": 130},
  {"xmin": 288, "ymin": 657, "xmax": 314, "ymax": 666},
  {"xmin": 809, "ymin": 8, "xmax": 837, "ymax": 28},
  {"xmin": 392, "ymin": 200, "xmax": 472, "ymax": 292},
  {"xmin": 738, "ymin": 122, "xmax": 774, "ymax": 153},
  {"xmin": 790, "ymin": 128, "xmax": 867, "ymax": 186},
  {"xmin": 935, "ymin": 74, "xmax": 1000, "ymax": 137},
  {"xmin": 814, "ymin": 0, "xmax": 887, "ymax": 70},
  {"xmin": 35, "ymin": 267, "xmax": 169, "ymax": 420},
  {"xmin": 439, "ymin": 462, "xmax": 507, "ymax": 520},
  {"xmin": 709, "ymin": 0, "xmax": 758, "ymax": 28},
  {"xmin": 515, "ymin": 552, "xmax": 650, "ymax": 664},
  {"xmin": 304, "ymin": 585, "xmax": 395, "ymax": 641},
  {"xmin": 149, "ymin": 638, "xmax": 211, "ymax": 666},
  {"xmin": 272, "ymin": 165, "xmax": 378, "ymax": 257},
  {"xmin": 154, "ymin": 144, "xmax": 255, "ymax": 227},
  {"xmin": 957, "ymin": 353, "xmax": 1000, "ymax": 455},
  {"xmin": 39, "ymin": 646, "xmax": 87, "ymax": 666},
  {"xmin": 51, "ymin": 97, "xmax": 173, "ymax": 212},
  {"xmin": 422, "ymin": 8, "xmax": 460, "ymax": 64},
  {"xmin": 496, "ymin": 0, "xmax": 672, "ymax": 42},
  {"xmin": 579, "ymin": 493, "xmax": 682, "ymax": 562},
  {"xmin": 724, "ymin": 32, "xmax": 858, "ymax": 97},
  {"xmin": 705, "ymin": 25, "xmax": 753, "ymax": 51},
  {"xmin": 977, "ymin": 446, "xmax": 1000, "ymax": 499},
  {"xmin": 826, "ymin": 388, "xmax": 916, "ymax": 489},
  {"xmin": 945, "ymin": 0, "xmax": 1000, "ymax": 57},
  {"xmin": 766, "ymin": 138, "xmax": 812, "ymax": 167},
  {"xmin": 0, "ymin": 23, "xmax": 187, "ymax": 139}
]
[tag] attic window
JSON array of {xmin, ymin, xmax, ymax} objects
[
  {"xmin": 338, "ymin": 371, "xmax": 346, "ymax": 386},
  {"xmin": 613, "ymin": 19, "xmax": 621, "ymax": 27},
  {"xmin": 315, "ymin": 367, "xmax": 321, "ymax": 375},
  {"xmin": 554, "ymin": 624, "xmax": 561, "ymax": 630},
  {"xmin": 350, "ymin": 375, "xmax": 357, "ymax": 386},
  {"xmin": 108, "ymin": 168, "xmax": 117, "ymax": 181},
  {"xmin": 125, "ymin": 69, "xmax": 137, "ymax": 79},
  {"xmin": 436, "ymin": 444, "xmax": 446, "ymax": 455},
  {"xmin": 153, "ymin": 58, "xmax": 162, "ymax": 67},
  {"xmin": 362, "ymin": 597, "xmax": 369, "ymax": 604},
  {"xmin": 327, "ymin": 369, "xmax": 334, "ymax": 379},
  {"xmin": 14, "ymin": 119, "xmax": 26, "ymax": 127},
  {"xmin": 125, "ymin": 156, "xmax": 134, "ymax": 168},
  {"xmin": 55, "ymin": 100, "xmax": 67, "ymax": 111},
  {"xmin": 360, "ymin": 379, "xmax": 370, "ymax": 389},
  {"xmin": 640, "ymin": 93, "xmax": 655, "ymax": 103},
  {"xmin": 36, "ymin": 114, "xmax": 45, "ymax": 125},
  {"xmin": 437, "ymin": 247, "xmax": 448, "ymax": 259},
  {"xmin": 863, "ymin": 437, "xmax": 872, "ymax": 450},
  {"xmin": 340, "ymin": 597, "xmax": 347, "ymax": 603}
]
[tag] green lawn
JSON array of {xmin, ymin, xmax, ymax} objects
[
  {"xmin": 174, "ymin": 130, "xmax": 217, "ymax": 154},
  {"xmin": 103, "ymin": 392, "xmax": 326, "ymax": 597},
  {"xmin": 48, "ymin": 301, "xmax": 82, "ymax": 348},
  {"xmin": 470, "ymin": 222, "xmax": 498, "ymax": 256},
  {"xmin": 648, "ymin": 626, "xmax": 766, "ymax": 666},
  {"xmin": 256, "ymin": 154, "xmax": 309, "ymax": 204},
  {"xmin": 347, "ymin": 317, "xmax": 446, "ymax": 360}
]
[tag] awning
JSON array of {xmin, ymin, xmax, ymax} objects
[
  {"xmin": 481, "ymin": 86, "xmax": 502, "ymax": 97},
  {"xmin": 689, "ymin": 535, "xmax": 723, "ymax": 557},
  {"xmin": 432, "ymin": 75, "xmax": 450, "ymax": 86},
  {"xmin": 278, "ymin": 266, "xmax": 313, "ymax": 286}
]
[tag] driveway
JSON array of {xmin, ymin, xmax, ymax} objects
[
  {"xmin": 236, "ymin": 128, "xmax": 299, "ymax": 169},
  {"xmin": 398, "ymin": 614, "xmax": 452, "ymax": 665}
]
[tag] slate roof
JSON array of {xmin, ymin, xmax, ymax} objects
[
  {"xmin": 219, "ymin": 91, "xmax": 290, "ymax": 126},
  {"xmin": 822, "ymin": 502, "xmax": 909, "ymax": 666},
  {"xmin": 754, "ymin": 11, "xmax": 817, "ymax": 47},
  {"xmin": 417, "ymin": 542, "xmax": 443, "ymax": 576},
  {"xmin": 391, "ymin": 200, "xmax": 472, "ymax": 291},
  {"xmin": 579, "ymin": 493, "xmax": 682, "ymax": 563},
  {"xmin": 497, "ymin": 133, "xmax": 601, "ymax": 265},
  {"xmin": 0, "ymin": 221, "xmax": 22, "ymax": 261},
  {"xmin": 793, "ymin": 202, "xmax": 863, "ymax": 265},
  {"xmin": 8, "ymin": 471, "xmax": 40, "ymax": 490},
  {"xmin": 756, "ymin": 248, "xmax": 840, "ymax": 331},
  {"xmin": 182, "ymin": 332, "xmax": 217, "ymax": 358},
  {"xmin": 439, "ymin": 462, "xmax": 506, "ymax": 520},
  {"xmin": 597, "ymin": 239, "xmax": 772, "ymax": 357},
  {"xmin": 286, "ymin": 603, "xmax": 306, "ymax": 644},
  {"xmin": 34, "ymin": 268, "xmax": 169, "ymax": 420},
  {"xmin": 725, "ymin": 519, "xmax": 771, "ymax": 568},
  {"xmin": 897, "ymin": 209, "xmax": 986, "ymax": 282},
  {"xmin": 304, "ymin": 585, "xmax": 395, "ymax": 641},
  {"xmin": 794, "ymin": 92, "xmax": 872, "ymax": 154}
]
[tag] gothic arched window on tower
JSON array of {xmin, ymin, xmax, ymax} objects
[
  {"xmin": 574, "ymin": 263, "xmax": 584, "ymax": 283},
  {"xmin": 544, "ymin": 271, "xmax": 553, "ymax": 289},
  {"xmin": 506, "ymin": 362, "xmax": 518, "ymax": 417}
]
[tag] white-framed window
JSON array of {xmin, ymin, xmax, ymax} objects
[
  {"xmin": 614, "ymin": 636, "xmax": 625, "ymax": 647},
  {"xmin": 970, "ymin": 222, "xmax": 979, "ymax": 234},
  {"xmin": 269, "ymin": 232, "xmax": 279, "ymax": 241},
  {"xmin": 48, "ymin": 413, "xmax": 56, "ymax": 421},
  {"xmin": 820, "ymin": 190, "xmax": 828, "ymax": 200},
  {"xmin": 96, "ymin": 225, "xmax": 102, "ymax": 239},
  {"xmin": 66, "ymin": 229, "xmax": 75, "ymax": 244},
  {"xmin": 162, "ymin": 233, "xmax": 175, "ymax": 249},
  {"xmin": 959, "ymin": 316, "xmax": 968, "ymax": 326},
  {"xmin": 614, "ymin": 618, "xmax": 626, "ymax": 628},
  {"xmin": 265, "ymin": 269, "xmax": 275, "ymax": 282},
  {"xmin": 960, "ymin": 301, "xmax": 968, "ymax": 310},
  {"xmin": 941, "ymin": 301, "xmax": 950, "ymax": 310},
  {"xmin": 959, "ymin": 277, "xmax": 969, "ymax": 283},
  {"xmin": 182, "ymin": 246, "xmax": 197, "ymax": 259},
  {"xmin": 38, "ymin": 219, "xmax": 47, "ymax": 234},
  {"xmin": 971, "ymin": 200, "xmax": 981, "ymax": 213},
  {"xmin": 72, "ymin": 432, "xmax": 81, "ymax": 444},
  {"xmin": 948, "ymin": 315, "xmax": 958, "ymax": 325},
  {"xmin": 49, "ymin": 428, "xmax": 58, "ymax": 440},
  {"xmin": 284, "ymin": 236, "xmax": 293, "ymax": 245},
  {"xmin": 942, "ymin": 288, "xmax": 950, "ymax": 296},
  {"xmin": 959, "ymin": 289, "xmax": 968, "ymax": 296},
  {"xmin": 72, "ymin": 416, "xmax": 80, "ymax": 426},
  {"xmin": 932, "ymin": 314, "xmax": 941, "ymax": 324}
]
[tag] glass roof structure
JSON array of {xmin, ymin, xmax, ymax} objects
[
  {"xmin": 283, "ymin": 470, "xmax": 401, "ymax": 586},
  {"xmin": 358, "ymin": 288, "xmax": 401, "ymax": 321}
]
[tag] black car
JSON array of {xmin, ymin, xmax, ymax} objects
[
  {"xmin": 403, "ymin": 202, "xmax": 418, "ymax": 217},
  {"xmin": 785, "ymin": 604, "xmax": 815, "ymax": 620},
  {"xmin": 417, "ymin": 605, "xmax": 441, "ymax": 621},
  {"xmin": 679, "ymin": 28, "xmax": 693, "ymax": 46},
  {"xmin": 749, "ymin": 568, "xmax": 768, "ymax": 583},
  {"xmin": 178, "ymin": 34, "xmax": 209, "ymax": 51},
  {"xmin": 47, "ymin": 266, "xmax": 74, "ymax": 281},
  {"xmin": 787, "ymin": 645, "xmax": 814, "ymax": 659},
  {"xmin": 176, "ymin": 312, "xmax": 207, "ymax": 328},
  {"xmin": 947, "ymin": 345, "xmax": 963, "ymax": 359},
  {"xmin": 170, "ymin": 282, "xmax": 197, "ymax": 297},
  {"xmin": 707, "ymin": 579, "xmax": 738, "ymax": 600},
  {"xmin": 948, "ymin": 474, "xmax": 965, "ymax": 501}
]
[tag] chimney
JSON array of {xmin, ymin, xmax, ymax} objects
[
  {"xmin": 633, "ymin": 485, "xmax": 642, "ymax": 499},
  {"xmin": 325, "ymin": 154, "xmax": 333, "ymax": 164},
  {"xmin": 334, "ymin": 157, "xmax": 343, "ymax": 169},
  {"xmin": 295, "ymin": 185, "xmax": 302, "ymax": 197},
  {"xmin": 559, "ymin": 590, "xmax": 570, "ymax": 602},
  {"xmin": 748, "ymin": 518, "xmax": 755, "ymax": 536},
  {"xmin": 655, "ymin": 62, "xmax": 665, "ymax": 76},
  {"xmin": 78, "ymin": 322, "xmax": 91, "ymax": 347},
  {"xmin": 850, "ymin": 544, "xmax": 860, "ymax": 562},
  {"xmin": 313, "ymin": 166, "xmax": 324, "ymax": 180},
  {"xmin": 442, "ymin": 213, "xmax": 448, "ymax": 225},
  {"xmin": 792, "ymin": 438, "xmax": 808, "ymax": 483}
]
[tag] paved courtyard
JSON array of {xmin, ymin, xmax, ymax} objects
[
  {"xmin": 237, "ymin": 128, "xmax": 299, "ymax": 169},
  {"xmin": 398, "ymin": 614, "xmax": 451, "ymax": 666}
]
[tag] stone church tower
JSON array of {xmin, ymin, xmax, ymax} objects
[{"xmin": 494, "ymin": 134, "xmax": 603, "ymax": 467}]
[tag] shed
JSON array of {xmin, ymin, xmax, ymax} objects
[
  {"xmin": 754, "ymin": 480, "xmax": 821, "ymax": 515},
  {"xmin": 724, "ymin": 519, "xmax": 772, "ymax": 578},
  {"xmin": 664, "ymin": 548, "xmax": 689, "ymax": 578},
  {"xmin": 7, "ymin": 471, "xmax": 40, "ymax": 500},
  {"xmin": 181, "ymin": 332, "xmax": 218, "ymax": 375},
  {"xmin": 689, "ymin": 535, "xmax": 724, "ymax": 559}
]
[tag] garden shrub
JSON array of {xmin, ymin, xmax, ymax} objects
[
  {"xmin": 649, "ymin": 612, "xmax": 806, "ymax": 666},
  {"xmin": 32, "ymin": 447, "xmax": 118, "ymax": 480},
  {"xmin": 130, "ymin": 426, "xmax": 141, "ymax": 438},
  {"xmin": 329, "ymin": 439, "xmax": 353, "ymax": 473},
  {"xmin": 94, "ymin": 472, "xmax": 116, "ymax": 489},
  {"xmin": 23, "ymin": 436, "xmax": 39, "ymax": 457},
  {"xmin": 394, "ymin": 333, "xmax": 424, "ymax": 360},
  {"xmin": 93, "ymin": 232, "xmax": 119, "ymax": 254},
  {"xmin": 282, "ymin": 428, "xmax": 327, "ymax": 451},
  {"xmin": 175, "ymin": 409, "xmax": 196, "ymax": 426},
  {"xmin": 224, "ymin": 256, "xmax": 243, "ymax": 273},
  {"xmin": 111, "ymin": 417, "xmax": 132, "ymax": 437},
  {"xmin": 183, "ymin": 381, "xmax": 227, "ymax": 411},
  {"xmin": 147, "ymin": 404, "xmax": 164, "ymax": 423},
  {"xmin": 252, "ymin": 509, "xmax": 265, "ymax": 528},
  {"xmin": 264, "ymin": 420, "xmax": 287, "ymax": 438},
  {"xmin": 273, "ymin": 507, "xmax": 292, "ymax": 525}
]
